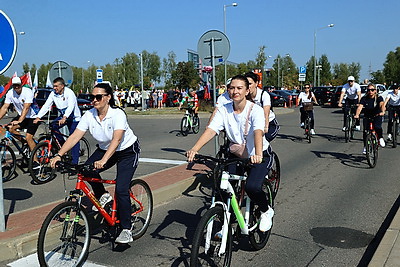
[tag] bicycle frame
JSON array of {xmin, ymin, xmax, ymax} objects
[
  {"xmin": 184, "ymin": 109, "xmax": 193, "ymax": 128},
  {"xmin": 72, "ymin": 173, "xmax": 144, "ymax": 227}
]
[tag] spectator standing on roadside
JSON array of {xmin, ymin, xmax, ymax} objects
[
  {"xmin": 142, "ymin": 90, "xmax": 149, "ymax": 110},
  {"xmin": 152, "ymin": 89, "xmax": 157, "ymax": 108},
  {"xmin": 158, "ymin": 89, "xmax": 164, "ymax": 109}
]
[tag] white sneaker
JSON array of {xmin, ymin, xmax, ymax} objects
[
  {"xmin": 115, "ymin": 229, "xmax": 133, "ymax": 243},
  {"xmin": 379, "ymin": 138, "xmax": 386, "ymax": 147},
  {"xmin": 92, "ymin": 192, "xmax": 112, "ymax": 212},
  {"xmin": 310, "ymin": 129, "xmax": 316, "ymax": 135},
  {"xmin": 259, "ymin": 206, "xmax": 274, "ymax": 232},
  {"xmin": 355, "ymin": 125, "xmax": 361, "ymax": 131},
  {"xmin": 362, "ymin": 147, "xmax": 366, "ymax": 154},
  {"xmin": 388, "ymin": 134, "xmax": 392, "ymax": 141},
  {"xmin": 300, "ymin": 122, "xmax": 304, "ymax": 128},
  {"xmin": 342, "ymin": 126, "xmax": 347, "ymax": 131}
]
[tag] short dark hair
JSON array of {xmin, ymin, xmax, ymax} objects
[
  {"xmin": 244, "ymin": 72, "xmax": 258, "ymax": 83},
  {"xmin": 53, "ymin": 77, "xmax": 65, "ymax": 85},
  {"xmin": 230, "ymin": 74, "xmax": 250, "ymax": 89}
]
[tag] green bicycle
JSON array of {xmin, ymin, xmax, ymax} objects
[{"xmin": 180, "ymin": 107, "xmax": 200, "ymax": 136}]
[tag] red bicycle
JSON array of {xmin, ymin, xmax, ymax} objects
[{"xmin": 37, "ymin": 161, "xmax": 153, "ymax": 266}]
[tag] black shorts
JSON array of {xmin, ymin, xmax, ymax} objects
[{"xmin": 11, "ymin": 116, "xmax": 39, "ymax": 135}]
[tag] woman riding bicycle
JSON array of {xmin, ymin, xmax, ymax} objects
[
  {"xmin": 245, "ymin": 72, "xmax": 280, "ymax": 142},
  {"xmin": 384, "ymin": 84, "xmax": 400, "ymax": 141},
  {"xmin": 354, "ymin": 83, "xmax": 386, "ymax": 154},
  {"xmin": 50, "ymin": 82, "xmax": 141, "ymax": 244},
  {"xmin": 296, "ymin": 84, "xmax": 318, "ymax": 135},
  {"xmin": 186, "ymin": 74, "xmax": 274, "ymax": 232}
]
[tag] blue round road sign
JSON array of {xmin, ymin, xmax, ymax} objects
[{"xmin": 0, "ymin": 10, "xmax": 17, "ymax": 75}]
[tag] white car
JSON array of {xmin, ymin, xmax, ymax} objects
[{"xmin": 360, "ymin": 84, "xmax": 388, "ymax": 98}]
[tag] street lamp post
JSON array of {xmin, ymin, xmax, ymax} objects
[
  {"xmin": 223, "ymin": 2, "xmax": 238, "ymax": 84},
  {"xmin": 316, "ymin": 65, "xmax": 322, "ymax": 86},
  {"xmin": 139, "ymin": 53, "xmax": 145, "ymax": 111},
  {"xmin": 277, "ymin": 54, "xmax": 290, "ymax": 89},
  {"xmin": 313, "ymin": 24, "xmax": 334, "ymax": 87}
]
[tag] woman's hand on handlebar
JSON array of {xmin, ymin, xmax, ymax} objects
[
  {"xmin": 50, "ymin": 155, "xmax": 62, "ymax": 169},
  {"xmin": 250, "ymin": 154, "xmax": 263, "ymax": 164},
  {"xmin": 186, "ymin": 149, "xmax": 198, "ymax": 163}
]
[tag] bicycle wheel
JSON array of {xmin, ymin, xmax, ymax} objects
[
  {"xmin": 190, "ymin": 206, "xmax": 232, "ymax": 267},
  {"xmin": 349, "ymin": 116, "xmax": 355, "ymax": 140},
  {"xmin": 0, "ymin": 144, "xmax": 16, "ymax": 182},
  {"xmin": 29, "ymin": 141, "xmax": 57, "ymax": 184},
  {"xmin": 129, "ymin": 179, "xmax": 153, "ymax": 240},
  {"xmin": 192, "ymin": 115, "xmax": 200, "ymax": 134},
  {"xmin": 344, "ymin": 115, "xmax": 351, "ymax": 143},
  {"xmin": 267, "ymin": 151, "xmax": 281, "ymax": 199},
  {"xmin": 180, "ymin": 116, "xmax": 189, "ymax": 136},
  {"xmin": 78, "ymin": 137, "xmax": 91, "ymax": 164},
  {"xmin": 393, "ymin": 119, "xmax": 398, "ymax": 148},
  {"xmin": 37, "ymin": 201, "xmax": 91, "ymax": 267},
  {"xmin": 249, "ymin": 180, "xmax": 274, "ymax": 250},
  {"xmin": 366, "ymin": 133, "xmax": 378, "ymax": 168},
  {"xmin": 305, "ymin": 118, "xmax": 311, "ymax": 143}
]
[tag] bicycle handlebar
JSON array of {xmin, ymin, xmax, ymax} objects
[
  {"xmin": 55, "ymin": 161, "xmax": 95, "ymax": 174},
  {"xmin": 193, "ymin": 154, "xmax": 252, "ymax": 166}
]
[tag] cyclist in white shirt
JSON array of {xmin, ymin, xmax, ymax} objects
[
  {"xmin": 0, "ymin": 77, "xmax": 39, "ymax": 152},
  {"xmin": 186, "ymin": 75, "xmax": 274, "ymax": 232},
  {"xmin": 51, "ymin": 82, "xmax": 140, "ymax": 244},
  {"xmin": 245, "ymin": 72, "xmax": 280, "ymax": 141},
  {"xmin": 33, "ymin": 77, "xmax": 81, "ymax": 164},
  {"xmin": 296, "ymin": 84, "xmax": 318, "ymax": 135},
  {"xmin": 384, "ymin": 84, "xmax": 400, "ymax": 141},
  {"xmin": 338, "ymin": 76, "xmax": 361, "ymax": 131}
]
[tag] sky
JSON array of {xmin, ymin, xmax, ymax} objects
[{"xmin": 2, "ymin": 0, "xmax": 400, "ymax": 84}]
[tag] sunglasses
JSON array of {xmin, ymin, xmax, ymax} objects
[
  {"xmin": 367, "ymin": 89, "xmax": 376, "ymax": 92},
  {"xmin": 89, "ymin": 94, "xmax": 109, "ymax": 101}
]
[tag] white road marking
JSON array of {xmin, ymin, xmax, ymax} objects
[
  {"xmin": 7, "ymin": 253, "xmax": 108, "ymax": 267},
  {"xmin": 139, "ymin": 157, "xmax": 186, "ymax": 165}
]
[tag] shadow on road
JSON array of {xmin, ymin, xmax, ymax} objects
[
  {"xmin": 3, "ymin": 188, "xmax": 33, "ymax": 225},
  {"xmin": 311, "ymin": 150, "xmax": 369, "ymax": 169},
  {"xmin": 310, "ymin": 226, "xmax": 374, "ymax": 249}
]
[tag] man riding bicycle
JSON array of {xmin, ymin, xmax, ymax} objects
[
  {"xmin": 179, "ymin": 88, "xmax": 199, "ymax": 116},
  {"xmin": 384, "ymin": 84, "xmax": 400, "ymax": 141},
  {"xmin": 0, "ymin": 77, "xmax": 39, "ymax": 152},
  {"xmin": 354, "ymin": 84, "xmax": 386, "ymax": 154},
  {"xmin": 338, "ymin": 76, "xmax": 361, "ymax": 131}
]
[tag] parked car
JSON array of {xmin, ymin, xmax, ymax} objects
[
  {"xmin": 269, "ymin": 91, "xmax": 285, "ymax": 107},
  {"xmin": 273, "ymin": 90, "xmax": 297, "ymax": 106},
  {"xmin": 332, "ymin": 86, "xmax": 343, "ymax": 107},
  {"xmin": 312, "ymin": 86, "xmax": 336, "ymax": 106}
]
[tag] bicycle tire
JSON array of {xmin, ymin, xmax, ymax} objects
[
  {"xmin": 393, "ymin": 118, "xmax": 398, "ymax": 148},
  {"xmin": 129, "ymin": 179, "xmax": 153, "ymax": 240},
  {"xmin": 0, "ymin": 144, "xmax": 16, "ymax": 182},
  {"xmin": 29, "ymin": 141, "xmax": 57, "ymax": 184},
  {"xmin": 349, "ymin": 116, "xmax": 355, "ymax": 140},
  {"xmin": 192, "ymin": 116, "xmax": 200, "ymax": 134},
  {"xmin": 180, "ymin": 116, "xmax": 189, "ymax": 136},
  {"xmin": 366, "ymin": 133, "xmax": 378, "ymax": 168},
  {"xmin": 268, "ymin": 151, "xmax": 281, "ymax": 199},
  {"xmin": 190, "ymin": 206, "xmax": 232, "ymax": 267},
  {"xmin": 37, "ymin": 201, "xmax": 91, "ymax": 267},
  {"xmin": 249, "ymin": 179, "xmax": 274, "ymax": 250},
  {"xmin": 78, "ymin": 137, "xmax": 91, "ymax": 164},
  {"xmin": 345, "ymin": 115, "xmax": 350, "ymax": 143},
  {"xmin": 305, "ymin": 118, "xmax": 311, "ymax": 143}
]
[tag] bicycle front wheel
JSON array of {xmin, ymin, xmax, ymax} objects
[
  {"xmin": 268, "ymin": 151, "xmax": 281, "ymax": 199},
  {"xmin": 393, "ymin": 119, "xmax": 398, "ymax": 148},
  {"xmin": 345, "ymin": 115, "xmax": 351, "ymax": 143},
  {"xmin": 37, "ymin": 201, "xmax": 91, "ymax": 267},
  {"xmin": 190, "ymin": 206, "xmax": 232, "ymax": 267},
  {"xmin": 305, "ymin": 118, "xmax": 311, "ymax": 143},
  {"xmin": 366, "ymin": 134, "xmax": 378, "ymax": 168},
  {"xmin": 192, "ymin": 116, "xmax": 200, "ymax": 134},
  {"xmin": 181, "ymin": 116, "xmax": 189, "ymax": 136},
  {"xmin": 129, "ymin": 179, "xmax": 153, "ymax": 240},
  {"xmin": 249, "ymin": 180, "xmax": 274, "ymax": 250},
  {"xmin": 0, "ymin": 144, "xmax": 16, "ymax": 182},
  {"xmin": 29, "ymin": 141, "xmax": 57, "ymax": 184}
]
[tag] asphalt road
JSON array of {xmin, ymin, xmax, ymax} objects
[{"xmin": 3, "ymin": 107, "xmax": 400, "ymax": 266}]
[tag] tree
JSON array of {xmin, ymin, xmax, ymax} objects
[
  {"xmin": 383, "ymin": 47, "xmax": 400, "ymax": 84},
  {"xmin": 318, "ymin": 54, "xmax": 332, "ymax": 86},
  {"xmin": 163, "ymin": 51, "xmax": 177, "ymax": 88},
  {"xmin": 255, "ymin": 45, "xmax": 267, "ymax": 69},
  {"xmin": 171, "ymin": 61, "xmax": 200, "ymax": 89},
  {"xmin": 370, "ymin": 70, "xmax": 385, "ymax": 84},
  {"xmin": 141, "ymin": 50, "xmax": 161, "ymax": 87}
]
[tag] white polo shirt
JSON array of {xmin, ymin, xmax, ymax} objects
[
  {"xmin": 209, "ymin": 100, "xmax": 268, "ymax": 156},
  {"xmin": 386, "ymin": 92, "xmax": 400, "ymax": 106},
  {"xmin": 5, "ymin": 87, "xmax": 37, "ymax": 118},
  {"xmin": 216, "ymin": 91, "xmax": 231, "ymax": 108},
  {"xmin": 37, "ymin": 87, "xmax": 81, "ymax": 121},
  {"xmin": 253, "ymin": 89, "xmax": 276, "ymax": 121},
  {"xmin": 342, "ymin": 82, "xmax": 361, "ymax": 100},
  {"xmin": 77, "ymin": 107, "xmax": 137, "ymax": 151}
]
